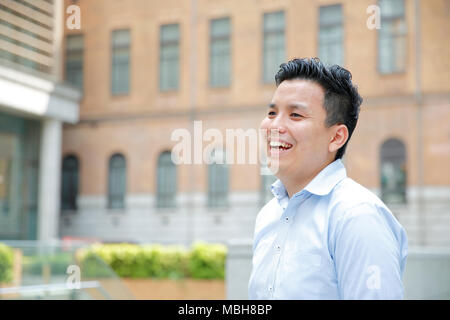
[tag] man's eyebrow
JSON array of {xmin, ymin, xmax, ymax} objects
[
  {"xmin": 268, "ymin": 102, "xmax": 310, "ymax": 112},
  {"xmin": 290, "ymin": 102, "xmax": 309, "ymax": 112}
]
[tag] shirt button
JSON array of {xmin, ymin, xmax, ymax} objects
[
  {"xmin": 276, "ymin": 245, "xmax": 281, "ymax": 251},
  {"xmin": 268, "ymin": 286, "xmax": 273, "ymax": 291},
  {"xmin": 285, "ymin": 217, "xmax": 290, "ymax": 222}
]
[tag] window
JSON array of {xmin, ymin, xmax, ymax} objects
[
  {"xmin": 260, "ymin": 171, "xmax": 277, "ymax": 206},
  {"xmin": 262, "ymin": 11, "xmax": 285, "ymax": 83},
  {"xmin": 160, "ymin": 24, "xmax": 180, "ymax": 91},
  {"xmin": 380, "ymin": 138, "xmax": 407, "ymax": 204},
  {"xmin": 207, "ymin": 149, "xmax": 229, "ymax": 208},
  {"xmin": 210, "ymin": 17, "xmax": 231, "ymax": 87},
  {"xmin": 65, "ymin": 34, "xmax": 84, "ymax": 90},
  {"xmin": 156, "ymin": 151, "xmax": 177, "ymax": 208},
  {"xmin": 111, "ymin": 29, "xmax": 130, "ymax": 95},
  {"xmin": 378, "ymin": 0, "xmax": 406, "ymax": 73},
  {"xmin": 108, "ymin": 153, "xmax": 126, "ymax": 209},
  {"xmin": 318, "ymin": 5, "xmax": 343, "ymax": 66},
  {"xmin": 61, "ymin": 155, "xmax": 79, "ymax": 211}
]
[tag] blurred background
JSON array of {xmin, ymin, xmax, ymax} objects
[{"xmin": 0, "ymin": 0, "xmax": 449, "ymax": 300}]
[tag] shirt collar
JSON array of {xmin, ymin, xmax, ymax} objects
[
  {"xmin": 271, "ymin": 179, "xmax": 288, "ymax": 201},
  {"xmin": 271, "ymin": 159, "xmax": 347, "ymax": 199}
]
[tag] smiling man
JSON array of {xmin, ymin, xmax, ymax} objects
[{"xmin": 248, "ymin": 58, "xmax": 408, "ymax": 300}]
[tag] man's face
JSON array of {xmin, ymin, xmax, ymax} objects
[{"xmin": 260, "ymin": 79, "xmax": 334, "ymax": 180}]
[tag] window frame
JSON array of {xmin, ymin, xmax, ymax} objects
[
  {"xmin": 111, "ymin": 29, "xmax": 131, "ymax": 96},
  {"xmin": 380, "ymin": 138, "xmax": 407, "ymax": 205},
  {"xmin": 207, "ymin": 149, "xmax": 229, "ymax": 208},
  {"xmin": 377, "ymin": 0, "xmax": 407, "ymax": 74},
  {"xmin": 107, "ymin": 153, "xmax": 127, "ymax": 210},
  {"xmin": 159, "ymin": 23, "xmax": 180, "ymax": 91},
  {"xmin": 156, "ymin": 151, "xmax": 177, "ymax": 209},
  {"xmin": 61, "ymin": 154, "xmax": 79, "ymax": 212},
  {"xmin": 64, "ymin": 33, "xmax": 84, "ymax": 91},
  {"xmin": 318, "ymin": 4, "xmax": 344, "ymax": 67},
  {"xmin": 209, "ymin": 17, "xmax": 231, "ymax": 88},
  {"xmin": 262, "ymin": 10, "xmax": 286, "ymax": 84}
]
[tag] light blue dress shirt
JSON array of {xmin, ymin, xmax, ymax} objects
[{"xmin": 248, "ymin": 159, "xmax": 408, "ymax": 299}]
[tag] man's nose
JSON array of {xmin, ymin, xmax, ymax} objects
[{"xmin": 268, "ymin": 115, "xmax": 287, "ymax": 134}]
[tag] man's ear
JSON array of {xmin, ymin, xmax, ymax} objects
[{"xmin": 328, "ymin": 124, "xmax": 349, "ymax": 154}]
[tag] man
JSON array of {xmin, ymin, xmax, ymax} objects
[{"xmin": 248, "ymin": 58, "xmax": 408, "ymax": 299}]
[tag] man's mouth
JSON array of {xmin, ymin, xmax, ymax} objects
[
  {"xmin": 268, "ymin": 141, "xmax": 293, "ymax": 155},
  {"xmin": 269, "ymin": 141, "xmax": 293, "ymax": 149}
]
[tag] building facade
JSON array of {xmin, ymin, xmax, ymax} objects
[
  {"xmin": 59, "ymin": 0, "xmax": 450, "ymax": 247},
  {"xmin": 0, "ymin": 0, "xmax": 81, "ymax": 241}
]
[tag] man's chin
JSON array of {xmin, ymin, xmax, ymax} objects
[{"xmin": 267, "ymin": 158, "xmax": 287, "ymax": 176}]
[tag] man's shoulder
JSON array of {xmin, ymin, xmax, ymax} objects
[
  {"xmin": 328, "ymin": 177, "xmax": 407, "ymax": 252},
  {"xmin": 329, "ymin": 177, "xmax": 390, "ymax": 218}
]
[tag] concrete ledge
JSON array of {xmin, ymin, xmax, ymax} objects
[{"xmin": 0, "ymin": 64, "xmax": 81, "ymax": 123}]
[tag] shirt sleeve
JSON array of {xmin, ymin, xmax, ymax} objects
[{"xmin": 333, "ymin": 203, "xmax": 406, "ymax": 299}]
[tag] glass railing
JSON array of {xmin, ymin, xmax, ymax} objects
[
  {"xmin": 402, "ymin": 247, "xmax": 450, "ymax": 300},
  {"xmin": 0, "ymin": 240, "xmax": 135, "ymax": 300}
]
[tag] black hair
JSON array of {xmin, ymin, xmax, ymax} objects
[{"xmin": 274, "ymin": 57, "xmax": 363, "ymax": 160}]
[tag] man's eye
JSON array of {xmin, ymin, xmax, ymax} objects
[
  {"xmin": 268, "ymin": 111, "xmax": 276, "ymax": 116},
  {"xmin": 291, "ymin": 113, "xmax": 302, "ymax": 118}
]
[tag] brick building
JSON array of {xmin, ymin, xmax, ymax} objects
[{"xmin": 59, "ymin": 0, "xmax": 450, "ymax": 247}]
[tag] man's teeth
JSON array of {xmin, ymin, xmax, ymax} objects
[{"xmin": 269, "ymin": 141, "xmax": 293, "ymax": 148}]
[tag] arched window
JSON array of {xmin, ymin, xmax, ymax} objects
[
  {"xmin": 108, "ymin": 153, "xmax": 126, "ymax": 209},
  {"xmin": 380, "ymin": 138, "xmax": 407, "ymax": 204},
  {"xmin": 156, "ymin": 151, "xmax": 177, "ymax": 208},
  {"xmin": 61, "ymin": 155, "xmax": 79, "ymax": 211},
  {"xmin": 208, "ymin": 149, "xmax": 229, "ymax": 208}
]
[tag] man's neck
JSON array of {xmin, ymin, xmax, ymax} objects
[{"xmin": 281, "ymin": 159, "xmax": 334, "ymax": 199}]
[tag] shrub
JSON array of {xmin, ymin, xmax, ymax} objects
[
  {"xmin": 0, "ymin": 243, "xmax": 14, "ymax": 284},
  {"xmin": 76, "ymin": 250, "xmax": 114, "ymax": 278},
  {"xmin": 188, "ymin": 242, "xmax": 227, "ymax": 279},
  {"xmin": 76, "ymin": 242, "xmax": 226, "ymax": 280},
  {"xmin": 139, "ymin": 244, "xmax": 189, "ymax": 279}
]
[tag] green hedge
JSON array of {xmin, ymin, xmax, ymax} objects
[
  {"xmin": 188, "ymin": 242, "xmax": 226, "ymax": 279},
  {"xmin": 77, "ymin": 242, "xmax": 227, "ymax": 279},
  {"xmin": 0, "ymin": 243, "xmax": 14, "ymax": 284}
]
